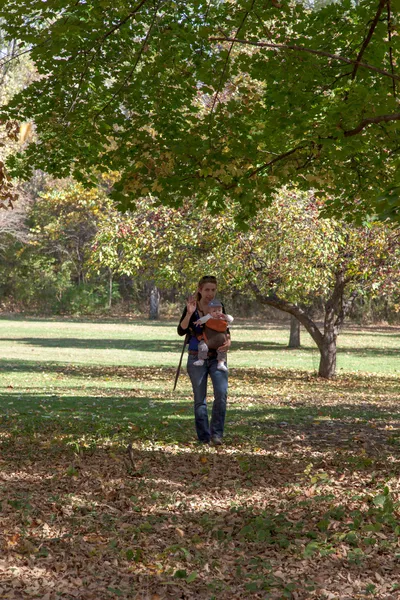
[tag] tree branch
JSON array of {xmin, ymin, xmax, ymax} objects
[
  {"xmin": 208, "ymin": 2, "xmax": 255, "ymax": 143},
  {"xmin": 249, "ymin": 281, "xmax": 324, "ymax": 348},
  {"xmin": 64, "ymin": 0, "xmax": 150, "ymax": 119},
  {"xmin": 94, "ymin": 0, "xmax": 161, "ymax": 119},
  {"xmin": 99, "ymin": 0, "xmax": 150, "ymax": 43},
  {"xmin": 228, "ymin": 108, "xmax": 399, "ymax": 185},
  {"xmin": 351, "ymin": 0, "xmax": 387, "ymax": 80},
  {"xmin": 343, "ymin": 112, "xmax": 400, "ymax": 136},
  {"xmin": 209, "ymin": 37, "xmax": 400, "ymax": 82},
  {"xmin": 387, "ymin": 0, "xmax": 396, "ymax": 96},
  {"xmin": 324, "ymin": 269, "xmax": 346, "ymax": 336},
  {"xmin": 246, "ymin": 144, "xmax": 307, "ymax": 179}
]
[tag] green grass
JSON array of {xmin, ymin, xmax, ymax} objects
[
  {"xmin": 0, "ymin": 315, "xmax": 398, "ymax": 373},
  {"xmin": 0, "ymin": 315, "xmax": 398, "ymax": 451}
]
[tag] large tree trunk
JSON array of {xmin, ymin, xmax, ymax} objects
[
  {"xmin": 149, "ymin": 285, "xmax": 160, "ymax": 320},
  {"xmin": 318, "ymin": 335, "xmax": 337, "ymax": 378},
  {"xmin": 288, "ymin": 315, "xmax": 301, "ymax": 348}
]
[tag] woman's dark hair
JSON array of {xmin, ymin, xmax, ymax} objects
[{"xmin": 196, "ymin": 275, "xmax": 217, "ymax": 301}]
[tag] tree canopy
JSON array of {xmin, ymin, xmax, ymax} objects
[{"xmin": 1, "ymin": 0, "xmax": 400, "ymax": 220}]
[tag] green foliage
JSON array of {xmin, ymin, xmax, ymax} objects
[
  {"xmin": 29, "ymin": 181, "xmax": 115, "ymax": 283},
  {"xmin": 3, "ymin": 180, "xmax": 399, "ymax": 335},
  {"xmin": 89, "ymin": 195, "xmax": 237, "ymax": 293},
  {"xmin": 56, "ymin": 282, "xmax": 120, "ymax": 315},
  {"xmin": 0, "ymin": 180, "xmax": 123, "ymax": 313},
  {"xmin": 230, "ymin": 190, "xmax": 400, "ymax": 305},
  {"xmin": 1, "ymin": 1, "xmax": 400, "ymax": 219},
  {"xmin": 0, "ymin": 244, "xmax": 74, "ymax": 311}
]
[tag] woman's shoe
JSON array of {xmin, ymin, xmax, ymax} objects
[{"xmin": 211, "ymin": 435, "xmax": 223, "ymax": 446}]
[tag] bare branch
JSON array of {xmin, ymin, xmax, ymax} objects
[
  {"xmin": 208, "ymin": 2, "xmax": 255, "ymax": 141},
  {"xmin": 246, "ymin": 145, "xmax": 307, "ymax": 179},
  {"xmin": 351, "ymin": 0, "xmax": 387, "ymax": 80},
  {"xmin": 343, "ymin": 112, "xmax": 400, "ymax": 137},
  {"xmin": 249, "ymin": 280, "xmax": 324, "ymax": 348},
  {"xmin": 209, "ymin": 37, "xmax": 400, "ymax": 82}
]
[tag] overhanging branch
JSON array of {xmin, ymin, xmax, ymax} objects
[
  {"xmin": 208, "ymin": 1, "xmax": 255, "ymax": 143},
  {"xmin": 351, "ymin": 0, "xmax": 388, "ymax": 80},
  {"xmin": 344, "ymin": 112, "xmax": 400, "ymax": 136},
  {"xmin": 209, "ymin": 37, "xmax": 400, "ymax": 83},
  {"xmin": 99, "ymin": 0, "xmax": 150, "ymax": 42},
  {"xmin": 249, "ymin": 281, "xmax": 324, "ymax": 348},
  {"xmin": 246, "ymin": 145, "xmax": 307, "ymax": 179}
]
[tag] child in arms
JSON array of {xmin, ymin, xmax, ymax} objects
[{"xmin": 193, "ymin": 299, "xmax": 233, "ymax": 372}]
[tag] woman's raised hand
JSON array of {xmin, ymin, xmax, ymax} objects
[{"xmin": 186, "ymin": 294, "xmax": 197, "ymax": 316}]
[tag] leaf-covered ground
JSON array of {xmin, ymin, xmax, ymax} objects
[{"xmin": 1, "ymin": 365, "xmax": 400, "ymax": 600}]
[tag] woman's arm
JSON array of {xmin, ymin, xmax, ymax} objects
[{"xmin": 177, "ymin": 295, "xmax": 197, "ymax": 336}]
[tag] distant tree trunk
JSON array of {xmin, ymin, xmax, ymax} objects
[
  {"xmin": 288, "ymin": 315, "xmax": 301, "ymax": 348},
  {"xmin": 149, "ymin": 284, "xmax": 160, "ymax": 320},
  {"xmin": 108, "ymin": 268, "xmax": 113, "ymax": 309}
]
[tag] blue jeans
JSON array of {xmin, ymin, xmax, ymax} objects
[{"xmin": 186, "ymin": 354, "xmax": 228, "ymax": 442}]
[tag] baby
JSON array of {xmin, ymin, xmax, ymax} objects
[{"xmin": 193, "ymin": 299, "xmax": 233, "ymax": 372}]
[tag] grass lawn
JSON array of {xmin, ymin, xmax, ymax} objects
[
  {"xmin": 0, "ymin": 314, "xmax": 398, "ymax": 373},
  {"xmin": 0, "ymin": 316, "xmax": 399, "ymax": 599}
]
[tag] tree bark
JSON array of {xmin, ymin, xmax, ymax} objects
[
  {"xmin": 149, "ymin": 284, "xmax": 160, "ymax": 320},
  {"xmin": 288, "ymin": 315, "xmax": 301, "ymax": 348},
  {"xmin": 318, "ymin": 335, "xmax": 337, "ymax": 378}
]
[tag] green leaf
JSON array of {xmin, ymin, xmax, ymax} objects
[
  {"xmin": 373, "ymin": 494, "xmax": 387, "ymax": 507},
  {"xmin": 174, "ymin": 569, "xmax": 187, "ymax": 579},
  {"xmin": 303, "ymin": 541, "xmax": 319, "ymax": 557}
]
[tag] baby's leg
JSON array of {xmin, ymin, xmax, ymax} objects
[
  {"xmin": 217, "ymin": 350, "xmax": 228, "ymax": 372},
  {"xmin": 194, "ymin": 340, "xmax": 209, "ymax": 366}
]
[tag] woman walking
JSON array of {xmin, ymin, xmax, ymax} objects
[{"xmin": 177, "ymin": 275, "xmax": 231, "ymax": 445}]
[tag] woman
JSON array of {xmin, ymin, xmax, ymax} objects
[{"xmin": 177, "ymin": 275, "xmax": 231, "ymax": 445}]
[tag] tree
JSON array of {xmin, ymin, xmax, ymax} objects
[
  {"xmin": 0, "ymin": 1, "xmax": 399, "ymax": 220},
  {"xmin": 224, "ymin": 191, "xmax": 400, "ymax": 377},
  {"xmin": 91, "ymin": 189, "xmax": 400, "ymax": 377},
  {"xmin": 30, "ymin": 182, "xmax": 115, "ymax": 286},
  {"xmin": 89, "ymin": 196, "xmax": 227, "ymax": 293},
  {"xmin": 0, "ymin": 27, "xmax": 36, "ymax": 210}
]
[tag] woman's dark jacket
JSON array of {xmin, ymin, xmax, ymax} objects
[{"xmin": 177, "ymin": 303, "xmax": 229, "ymax": 353}]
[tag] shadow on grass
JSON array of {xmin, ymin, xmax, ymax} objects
[
  {"xmin": 0, "ymin": 314, "xmax": 294, "ymax": 331},
  {"xmin": 0, "ymin": 337, "xmax": 291, "ymax": 352},
  {"xmin": 0, "ymin": 314, "xmax": 179, "ymax": 327},
  {"xmin": 1, "ymin": 338, "xmax": 400, "ymax": 361},
  {"xmin": 0, "ymin": 360, "xmax": 399, "ymax": 390},
  {"xmin": 0, "ymin": 337, "xmax": 185, "ymax": 352},
  {"xmin": 1, "ymin": 387, "xmax": 400, "ymax": 464}
]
